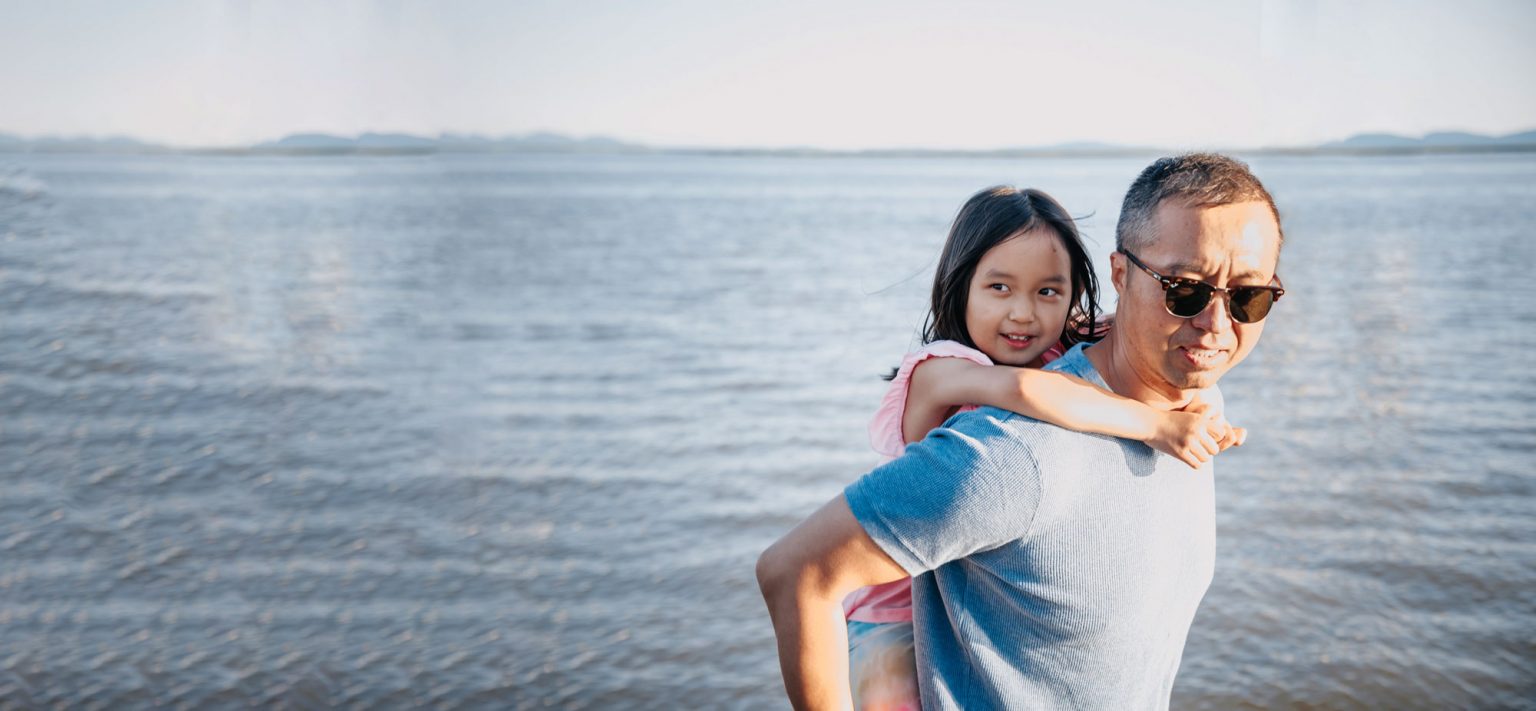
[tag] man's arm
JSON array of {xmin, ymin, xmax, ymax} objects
[
  {"xmin": 756, "ymin": 494, "xmax": 909, "ymax": 711},
  {"xmin": 760, "ymin": 410, "xmax": 1044, "ymax": 708}
]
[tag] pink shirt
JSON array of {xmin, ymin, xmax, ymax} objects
[{"xmin": 843, "ymin": 339, "xmax": 1067, "ymax": 623}]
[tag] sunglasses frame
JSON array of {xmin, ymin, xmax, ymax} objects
[{"xmin": 1119, "ymin": 249, "xmax": 1285, "ymax": 323}]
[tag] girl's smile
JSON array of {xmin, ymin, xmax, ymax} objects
[{"xmin": 1000, "ymin": 333, "xmax": 1040, "ymax": 350}]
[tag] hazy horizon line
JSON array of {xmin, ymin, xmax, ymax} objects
[{"xmin": 3, "ymin": 126, "xmax": 1535, "ymax": 157}]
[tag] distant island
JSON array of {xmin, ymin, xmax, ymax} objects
[{"xmin": 2, "ymin": 129, "xmax": 1534, "ymax": 157}]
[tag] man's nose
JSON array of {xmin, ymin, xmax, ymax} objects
[{"xmin": 1192, "ymin": 292, "xmax": 1233, "ymax": 332}]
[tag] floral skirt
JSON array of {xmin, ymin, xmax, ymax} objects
[{"xmin": 847, "ymin": 619, "xmax": 920, "ymax": 711}]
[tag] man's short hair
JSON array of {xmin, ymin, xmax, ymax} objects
[{"xmin": 1115, "ymin": 153, "xmax": 1282, "ymax": 254}]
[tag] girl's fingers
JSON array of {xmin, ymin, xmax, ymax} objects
[
  {"xmin": 1215, "ymin": 425, "xmax": 1246, "ymax": 451},
  {"xmin": 1201, "ymin": 434, "xmax": 1220, "ymax": 457}
]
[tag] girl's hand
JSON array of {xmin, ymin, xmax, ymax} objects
[
  {"xmin": 1186, "ymin": 392, "xmax": 1246, "ymax": 451},
  {"xmin": 1147, "ymin": 410, "xmax": 1222, "ymax": 469},
  {"xmin": 1148, "ymin": 394, "xmax": 1247, "ymax": 469}
]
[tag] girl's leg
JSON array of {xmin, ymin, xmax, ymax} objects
[{"xmin": 846, "ymin": 620, "xmax": 920, "ymax": 711}]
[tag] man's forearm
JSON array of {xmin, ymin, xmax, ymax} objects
[
  {"xmin": 756, "ymin": 494, "xmax": 910, "ymax": 710},
  {"xmin": 762, "ymin": 582, "xmax": 853, "ymax": 711}
]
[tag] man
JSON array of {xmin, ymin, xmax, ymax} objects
[{"xmin": 757, "ymin": 153, "xmax": 1285, "ymax": 710}]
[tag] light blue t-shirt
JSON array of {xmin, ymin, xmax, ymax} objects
[{"xmin": 844, "ymin": 343, "xmax": 1216, "ymax": 710}]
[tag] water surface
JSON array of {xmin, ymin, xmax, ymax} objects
[{"xmin": 1, "ymin": 151, "xmax": 1533, "ymax": 709}]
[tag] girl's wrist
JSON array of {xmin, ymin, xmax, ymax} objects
[{"xmin": 1137, "ymin": 406, "xmax": 1166, "ymax": 442}]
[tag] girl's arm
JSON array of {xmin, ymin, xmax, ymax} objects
[{"xmin": 904, "ymin": 357, "xmax": 1238, "ymax": 469}]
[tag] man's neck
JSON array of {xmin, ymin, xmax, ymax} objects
[{"xmin": 1084, "ymin": 333, "xmax": 1196, "ymax": 411}]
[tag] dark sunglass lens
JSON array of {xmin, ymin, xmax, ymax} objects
[
  {"xmin": 1165, "ymin": 284, "xmax": 1211, "ymax": 317},
  {"xmin": 1230, "ymin": 289, "xmax": 1275, "ymax": 323}
]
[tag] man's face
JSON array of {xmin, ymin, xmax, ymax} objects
[{"xmin": 1111, "ymin": 199, "xmax": 1282, "ymax": 397}]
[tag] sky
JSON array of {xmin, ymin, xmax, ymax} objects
[{"xmin": 0, "ymin": 0, "xmax": 1533, "ymax": 150}]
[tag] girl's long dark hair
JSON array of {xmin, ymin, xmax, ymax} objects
[{"xmin": 921, "ymin": 186, "xmax": 1101, "ymax": 354}]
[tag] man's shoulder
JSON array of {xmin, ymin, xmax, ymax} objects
[
  {"xmin": 945, "ymin": 405, "xmax": 1035, "ymax": 432},
  {"xmin": 900, "ymin": 407, "xmax": 1040, "ymax": 477},
  {"xmin": 920, "ymin": 344, "xmax": 1111, "ymax": 463},
  {"xmin": 1041, "ymin": 342, "xmax": 1102, "ymax": 383},
  {"xmin": 940, "ymin": 405, "xmax": 1088, "ymax": 454}
]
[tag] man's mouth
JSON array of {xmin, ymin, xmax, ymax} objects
[{"xmin": 1179, "ymin": 345, "xmax": 1228, "ymax": 367}]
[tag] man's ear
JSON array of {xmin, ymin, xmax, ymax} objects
[{"xmin": 1109, "ymin": 251, "xmax": 1129, "ymax": 296}]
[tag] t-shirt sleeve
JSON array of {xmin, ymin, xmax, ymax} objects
[
  {"xmin": 868, "ymin": 341, "xmax": 993, "ymax": 459},
  {"xmin": 846, "ymin": 408, "xmax": 1044, "ymax": 576}
]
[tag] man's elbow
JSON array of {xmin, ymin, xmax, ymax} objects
[
  {"xmin": 759, "ymin": 538, "xmax": 835, "ymax": 613},
  {"xmin": 757, "ymin": 494, "xmax": 878, "ymax": 609},
  {"xmin": 755, "ymin": 540, "xmax": 796, "ymax": 607}
]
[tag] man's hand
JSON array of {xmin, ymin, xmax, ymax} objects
[{"xmin": 757, "ymin": 495, "xmax": 909, "ymax": 710}]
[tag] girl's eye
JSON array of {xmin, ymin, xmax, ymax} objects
[
  {"xmin": 989, "ymin": 284, "xmax": 1009, "ymax": 293},
  {"xmin": 1039, "ymin": 287, "xmax": 1061, "ymax": 297}
]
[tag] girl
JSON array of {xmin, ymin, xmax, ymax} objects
[{"xmin": 846, "ymin": 186, "xmax": 1242, "ymax": 711}]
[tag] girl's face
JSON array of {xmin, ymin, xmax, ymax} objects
[{"xmin": 964, "ymin": 228, "xmax": 1074, "ymax": 367}]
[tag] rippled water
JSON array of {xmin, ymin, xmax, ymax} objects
[{"xmin": 1, "ymin": 152, "xmax": 1533, "ymax": 709}]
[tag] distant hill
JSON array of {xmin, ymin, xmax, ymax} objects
[
  {"xmin": 1321, "ymin": 129, "xmax": 1536, "ymax": 152},
  {"xmin": 1423, "ymin": 131, "xmax": 1500, "ymax": 146},
  {"xmin": 1324, "ymin": 133, "xmax": 1422, "ymax": 149},
  {"xmin": 242, "ymin": 129, "xmax": 1536, "ymax": 156},
  {"xmin": 261, "ymin": 133, "xmax": 356, "ymax": 150}
]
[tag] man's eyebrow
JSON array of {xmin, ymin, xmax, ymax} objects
[
  {"xmin": 1162, "ymin": 262, "xmax": 1268, "ymax": 282},
  {"xmin": 1161, "ymin": 261, "xmax": 1206, "ymax": 275}
]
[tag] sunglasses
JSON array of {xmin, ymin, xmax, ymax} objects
[{"xmin": 1120, "ymin": 249, "xmax": 1285, "ymax": 323}]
